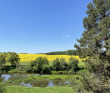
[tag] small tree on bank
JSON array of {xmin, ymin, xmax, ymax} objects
[
  {"xmin": 30, "ymin": 57, "xmax": 49, "ymax": 73},
  {"xmin": 60, "ymin": 58, "xmax": 68, "ymax": 71},
  {"xmin": 7, "ymin": 52, "xmax": 20, "ymax": 67},
  {"xmin": 68, "ymin": 57, "xmax": 79, "ymax": 72},
  {"xmin": 52, "ymin": 58, "xmax": 60, "ymax": 71}
]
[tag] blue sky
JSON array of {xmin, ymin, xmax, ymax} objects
[{"xmin": 0, "ymin": 0, "xmax": 92, "ymax": 53}]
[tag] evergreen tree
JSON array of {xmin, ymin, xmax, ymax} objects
[
  {"xmin": 74, "ymin": 0, "xmax": 110, "ymax": 58},
  {"xmin": 74, "ymin": 0, "xmax": 110, "ymax": 92}
]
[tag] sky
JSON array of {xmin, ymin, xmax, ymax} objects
[{"xmin": 0, "ymin": 0, "xmax": 92, "ymax": 53}]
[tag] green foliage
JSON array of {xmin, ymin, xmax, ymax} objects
[
  {"xmin": 29, "ymin": 57, "xmax": 49, "ymax": 73},
  {"xmin": 24, "ymin": 74, "xmax": 79, "ymax": 81},
  {"xmin": 74, "ymin": 0, "xmax": 110, "ymax": 92},
  {"xmin": 46, "ymin": 50, "xmax": 77, "ymax": 55},
  {"xmin": 1, "ymin": 53, "xmax": 8, "ymax": 58},
  {"xmin": 68, "ymin": 57, "xmax": 79, "ymax": 72},
  {"xmin": 52, "ymin": 57, "xmax": 80, "ymax": 72},
  {"xmin": 0, "ymin": 83, "xmax": 6, "ymax": 93},
  {"xmin": 51, "ymin": 71, "xmax": 68, "ymax": 74},
  {"xmin": 42, "ymin": 65, "xmax": 51, "ymax": 74},
  {"xmin": 0, "ymin": 54, "xmax": 6, "ymax": 70},
  {"xmin": 74, "ymin": 0, "xmax": 110, "ymax": 58},
  {"xmin": 7, "ymin": 52, "xmax": 20, "ymax": 67},
  {"xmin": 52, "ymin": 58, "xmax": 60, "ymax": 71},
  {"xmin": 60, "ymin": 58, "xmax": 68, "ymax": 71}
]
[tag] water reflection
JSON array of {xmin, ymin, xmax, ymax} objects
[
  {"xmin": 20, "ymin": 82, "xmax": 33, "ymax": 87},
  {"xmin": 0, "ymin": 74, "xmax": 73, "ymax": 87},
  {"xmin": 1, "ymin": 74, "xmax": 27, "ymax": 82},
  {"xmin": 1, "ymin": 74, "xmax": 11, "ymax": 81},
  {"xmin": 47, "ymin": 81, "xmax": 54, "ymax": 87},
  {"xmin": 30, "ymin": 79, "xmax": 49, "ymax": 87},
  {"xmin": 28, "ymin": 80, "xmax": 72, "ymax": 87}
]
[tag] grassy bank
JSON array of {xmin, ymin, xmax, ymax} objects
[
  {"xmin": 6, "ymin": 86, "xmax": 73, "ymax": 93},
  {"xmin": 24, "ymin": 74, "xmax": 81, "ymax": 81}
]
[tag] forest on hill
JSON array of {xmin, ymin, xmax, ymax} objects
[{"xmin": 45, "ymin": 50, "xmax": 77, "ymax": 55}]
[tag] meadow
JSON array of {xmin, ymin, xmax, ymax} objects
[
  {"xmin": 1, "ymin": 54, "xmax": 85, "ymax": 93},
  {"xmin": 7, "ymin": 86, "xmax": 73, "ymax": 93},
  {"xmin": 5, "ymin": 74, "xmax": 80, "ymax": 93}
]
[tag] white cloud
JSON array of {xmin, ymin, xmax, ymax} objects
[
  {"xmin": 62, "ymin": 35, "xmax": 70, "ymax": 38},
  {"xmin": 20, "ymin": 32, "xmax": 27, "ymax": 35}
]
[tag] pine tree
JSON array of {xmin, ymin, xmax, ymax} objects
[
  {"xmin": 74, "ymin": 0, "xmax": 110, "ymax": 93},
  {"xmin": 75, "ymin": 0, "xmax": 110, "ymax": 58}
]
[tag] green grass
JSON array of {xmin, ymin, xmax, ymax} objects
[
  {"xmin": 23, "ymin": 74, "xmax": 81, "ymax": 85},
  {"xmin": 6, "ymin": 86, "xmax": 73, "ymax": 93},
  {"xmin": 24, "ymin": 74, "xmax": 81, "ymax": 80}
]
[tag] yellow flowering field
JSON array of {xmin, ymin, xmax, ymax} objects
[{"xmin": 18, "ymin": 54, "xmax": 82, "ymax": 62}]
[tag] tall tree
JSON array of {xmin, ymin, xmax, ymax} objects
[
  {"xmin": 74, "ymin": 0, "xmax": 110, "ymax": 93},
  {"xmin": 75, "ymin": 0, "xmax": 110, "ymax": 58}
]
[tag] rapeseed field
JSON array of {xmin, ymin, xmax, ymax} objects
[{"xmin": 18, "ymin": 54, "xmax": 82, "ymax": 62}]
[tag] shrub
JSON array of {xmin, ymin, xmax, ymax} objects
[
  {"xmin": 0, "ymin": 83, "xmax": 6, "ymax": 93},
  {"xmin": 42, "ymin": 65, "xmax": 51, "ymax": 74},
  {"xmin": 29, "ymin": 57, "xmax": 49, "ymax": 73},
  {"xmin": 52, "ymin": 58, "xmax": 60, "ymax": 71},
  {"xmin": 68, "ymin": 57, "xmax": 79, "ymax": 72}
]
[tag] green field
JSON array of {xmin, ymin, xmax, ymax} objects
[{"xmin": 6, "ymin": 86, "xmax": 73, "ymax": 93}]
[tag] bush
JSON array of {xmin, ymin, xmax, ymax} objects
[
  {"xmin": 42, "ymin": 65, "xmax": 51, "ymax": 74},
  {"xmin": 68, "ymin": 57, "xmax": 79, "ymax": 72},
  {"xmin": 52, "ymin": 58, "xmax": 60, "ymax": 71},
  {"xmin": 57, "ymin": 71, "xmax": 68, "ymax": 74},
  {"xmin": 51, "ymin": 71, "xmax": 58, "ymax": 74},
  {"xmin": 60, "ymin": 58, "xmax": 68, "ymax": 71},
  {"xmin": 0, "ymin": 83, "xmax": 6, "ymax": 93},
  {"xmin": 29, "ymin": 57, "xmax": 49, "ymax": 73},
  {"xmin": 67, "ymin": 70, "xmax": 75, "ymax": 74}
]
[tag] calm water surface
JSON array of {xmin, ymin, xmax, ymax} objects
[{"xmin": 1, "ymin": 74, "xmax": 73, "ymax": 87}]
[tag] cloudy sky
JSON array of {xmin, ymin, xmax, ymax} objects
[{"xmin": 0, "ymin": 0, "xmax": 92, "ymax": 53}]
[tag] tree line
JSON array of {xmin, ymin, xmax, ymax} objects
[
  {"xmin": 45, "ymin": 50, "xmax": 77, "ymax": 55},
  {"xmin": 27, "ymin": 56, "xmax": 79, "ymax": 74},
  {"xmin": 0, "ymin": 52, "xmax": 80, "ymax": 74}
]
